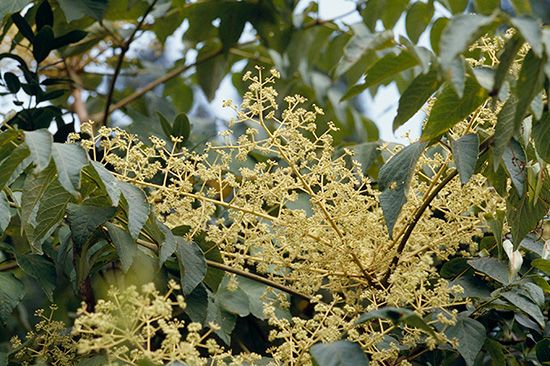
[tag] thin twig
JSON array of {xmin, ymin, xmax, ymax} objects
[{"xmin": 100, "ymin": 0, "xmax": 159, "ymax": 127}]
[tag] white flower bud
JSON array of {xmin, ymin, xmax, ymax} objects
[{"xmin": 503, "ymin": 239, "xmax": 523, "ymax": 281}]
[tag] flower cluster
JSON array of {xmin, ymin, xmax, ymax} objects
[{"xmin": 69, "ymin": 65, "xmax": 506, "ymax": 364}]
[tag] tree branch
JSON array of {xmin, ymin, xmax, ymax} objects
[{"xmin": 100, "ymin": 0, "xmax": 159, "ymax": 127}]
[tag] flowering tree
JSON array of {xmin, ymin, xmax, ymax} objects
[{"xmin": 0, "ymin": 1, "xmax": 549, "ymax": 365}]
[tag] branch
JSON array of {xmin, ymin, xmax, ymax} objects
[
  {"xmin": 0, "ymin": 261, "xmax": 18, "ymax": 271},
  {"xmin": 380, "ymin": 136, "xmax": 493, "ymax": 287},
  {"xmin": 100, "ymin": 0, "xmax": 159, "ymax": 127}
]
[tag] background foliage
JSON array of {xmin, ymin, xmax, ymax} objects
[{"xmin": 0, "ymin": 0, "xmax": 550, "ymax": 365}]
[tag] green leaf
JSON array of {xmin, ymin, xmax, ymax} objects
[
  {"xmin": 159, "ymin": 223, "xmax": 177, "ymax": 267},
  {"xmin": 310, "ymin": 341, "xmax": 369, "ymax": 366},
  {"xmin": 467, "ymin": 257, "xmax": 509, "ymax": 284},
  {"xmin": 439, "ymin": 14, "xmax": 496, "ymax": 67},
  {"xmin": 17, "ymin": 254, "xmax": 56, "ymax": 301},
  {"xmin": 380, "ymin": 0, "xmax": 408, "ymax": 29},
  {"xmin": 84, "ymin": 161, "xmax": 121, "ymax": 206},
  {"xmin": 501, "ymin": 291, "xmax": 544, "ymax": 328},
  {"xmin": 0, "ymin": 0, "xmax": 31, "ymax": 19},
  {"xmin": 421, "ymin": 76, "xmax": 487, "ymax": 141},
  {"xmin": 157, "ymin": 112, "xmax": 172, "ymax": 139},
  {"xmin": 356, "ymin": 307, "xmax": 435, "ymax": 336},
  {"xmin": 52, "ymin": 30, "xmax": 88, "ymax": 49},
  {"xmin": 119, "ymin": 182, "xmax": 149, "ymax": 239},
  {"xmin": 430, "ymin": 17, "xmax": 448, "ymax": 54},
  {"xmin": 502, "ymin": 139, "xmax": 526, "ymax": 195},
  {"xmin": 194, "ymin": 232, "xmax": 224, "ymax": 291},
  {"xmin": 3, "ymin": 72, "xmax": 20, "ymax": 93},
  {"xmin": 35, "ymin": 0, "xmax": 53, "ymax": 31},
  {"xmin": 493, "ymin": 95, "xmax": 518, "ymax": 168},
  {"xmin": 219, "ymin": 9, "xmax": 246, "ymax": 51},
  {"xmin": 536, "ymin": 338, "xmax": 550, "ymax": 364},
  {"xmin": 451, "ymin": 134, "xmax": 479, "ymax": 184},
  {"xmin": 405, "ymin": 1, "xmax": 434, "ymax": 43},
  {"xmin": 66, "ymin": 203, "xmax": 116, "ymax": 247},
  {"xmin": 30, "ymin": 178, "xmax": 72, "ymax": 253},
  {"xmin": 507, "ymin": 188, "xmax": 548, "ymax": 246},
  {"xmin": 445, "ymin": 317, "xmax": 486, "ymax": 366},
  {"xmin": 533, "ymin": 112, "xmax": 550, "ymax": 162},
  {"xmin": 196, "ymin": 41, "xmax": 226, "ymax": 101},
  {"xmin": 11, "ymin": 13, "xmax": 34, "ymax": 41},
  {"xmin": 510, "ymin": 0, "xmax": 532, "ymax": 15},
  {"xmin": 334, "ymin": 28, "xmax": 394, "ymax": 77},
  {"xmin": 379, "ymin": 142, "xmax": 426, "ymax": 237},
  {"xmin": 172, "ymin": 113, "xmax": 191, "ymax": 142},
  {"xmin": 532, "ymin": 259, "xmax": 550, "ymax": 273},
  {"xmin": 105, "ymin": 222, "xmax": 137, "ymax": 273},
  {"xmin": 175, "ymin": 237, "xmax": 206, "ymax": 295},
  {"xmin": 57, "ymin": 0, "xmax": 109, "ymax": 21},
  {"xmin": 0, "ymin": 144, "xmax": 30, "ymax": 189},
  {"xmin": 24, "ymin": 129, "xmax": 52, "ymax": 172},
  {"xmin": 483, "ymin": 339, "xmax": 506, "ymax": 365},
  {"xmin": 473, "ymin": 0, "xmax": 500, "ymax": 14},
  {"xmin": 216, "ymin": 275, "xmax": 250, "ymax": 317},
  {"xmin": 510, "ymin": 16, "xmax": 543, "ymax": 57},
  {"xmin": 513, "ymin": 49, "xmax": 545, "ymax": 129},
  {"xmin": 342, "ymin": 51, "xmax": 418, "ymax": 100},
  {"xmin": 0, "ymin": 192, "xmax": 10, "ymax": 233},
  {"xmin": 0, "ymin": 272, "xmax": 25, "ymax": 323},
  {"xmin": 393, "ymin": 68, "xmax": 441, "ymax": 131},
  {"xmin": 52, "ymin": 142, "xmax": 88, "ymax": 195},
  {"xmin": 493, "ymin": 35, "xmax": 524, "ymax": 96},
  {"xmin": 33, "ymin": 25, "xmax": 54, "ymax": 64}
]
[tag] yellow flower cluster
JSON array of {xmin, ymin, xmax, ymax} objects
[{"xmin": 70, "ymin": 65, "xmax": 505, "ymax": 364}]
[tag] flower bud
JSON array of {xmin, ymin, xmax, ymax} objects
[{"xmin": 503, "ymin": 239, "xmax": 523, "ymax": 282}]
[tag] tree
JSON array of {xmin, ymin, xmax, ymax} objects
[{"xmin": 0, "ymin": 0, "xmax": 549, "ymax": 365}]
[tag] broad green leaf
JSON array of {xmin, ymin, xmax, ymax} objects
[
  {"xmin": 105, "ymin": 222, "xmax": 137, "ymax": 273},
  {"xmin": 379, "ymin": 142, "xmax": 426, "ymax": 237},
  {"xmin": 533, "ymin": 112, "xmax": 550, "ymax": 162},
  {"xmin": 513, "ymin": 49, "xmax": 545, "ymax": 130},
  {"xmin": 66, "ymin": 203, "xmax": 117, "ymax": 247},
  {"xmin": 51, "ymin": 143, "xmax": 87, "ymax": 195},
  {"xmin": 493, "ymin": 35, "xmax": 524, "ymax": 96},
  {"xmin": 483, "ymin": 339, "xmax": 506, "ymax": 365},
  {"xmin": 439, "ymin": 14, "xmax": 496, "ymax": 67},
  {"xmin": 194, "ymin": 231, "xmax": 224, "ymax": 291},
  {"xmin": 24, "ymin": 129, "xmax": 52, "ymax": 172},
  {"xmin": 472, "ymin": 66, "xmax": 495, "ymax": 92},
  {"xmin": 342, "ymin": 51, "xmax": 418, "ymax": 100},
  {"xmin": 35, "ymin": 0, "xmax": 53, "ymax": 31},
  {"xmin": 11, "ymin": 13, "xmax": 34, "ymax": 42},
  {"xmin": 356, "ymin": 307, "xmax": 435, "ymax": 336},
  {"xmin": 536, "ymin": 338, "xmax": 550, "ymax": 364},
  {"xmin": 501, "ymin": 291, "xmax": 544, "ymax": 328},
  {"xmin": 393, "ymin": 68, "xmax": 441, "ymax": 131},
  {"xmin": 510, "ymin": 16, "xmax": 543, "ymax": 57},
  {"xmin": 175, "ymin": 237, "xmax": 207, "ymax": 295},
  {"xmin": 196, "ymin": 40, "xmax": 226, "ymax": 101},
  {"xmin": 0, "ymin": 272, "xmax": 25, "ymax": 323},
  {"xmin": 502, "ymin": 139, "xmax": 526, "ymax": 195},
  {"xmin": 219, "ymin": 8, "xmax": 246, "ymax": 51},
  {"xmin": 205, "ymin": 293, "xmax": 237, "ymax": 344},
  {"xmin": 405, "ymin": 1, "xmax": 434, "ymax": 43},
  {"xmin": 157, "ymin": 112, "xmax": 172, "ymax": 139},
  {"xmin": 119, "ymin": 182, "xmax": 149, "ymax": 239},
  {"xmin": 21, "ymin": 163, "xmax": 58, "ymax": 252},
  {"xmin": 510, "ymin": 0, "xmax": 532, "ymax": 15},
  {"xmin": 159, "ymin": 222, "xmax": 177, "ymax": 267},
  {"xmin": 57, "ymin": 0, "xmax": 109, "ymax": 21},
  {"xmin": 421, "ymin": 77, "xmax": 487, "ymax": 141},
  {"xmin": 445, "ymin": 317, "xmax": 486, "ymax": 366},
  {"xmin": 334, "ymin": 27, "xmax": 394, "ymax": 77},
  {"xmin": 30, "ymin": 178, "xmax": 72, "ymax": 253},
  {"xmin": 310, "ymin": 341, "xmax": 369, "ymax": 366},
  {"xmin": 473, "ymin": 0, "xmax": 500, "ymax": 14},
  {"xmin": 493, "ymin": 95, "xmax": 518, "ymax": 168},
  {"xmin": 216, "ymin": 275, "xmax": 250, "ymax": 317},
  {"xmin": 0, "ymin": 192, "xmax": 10, "ymax": 233},
  {"xmin": 507, "ymin": 188, "xmax": 548, "ymax": 247},
  {"xmin": 4, "ymin": 72, "xmax": 20, "ymax": 93},
  {"xmin": 451, "ymin": 134, "xmax": 479, "ymax": 184},
  {"xmin": 0, "ymin": 144, "xmax": 30, "ymax": 189},
  {"xmin": 0, "ymin": 129, "xmax": 22, "ymax": 162},
  {"xmin": 237, "ymin": 276, "xmax": 289, "ymax": 320},
  {"xmin": 445, "ymin": 56, "xmax": 466, "ymax": 98},
  {"xmin": 467, "ymin": 257, "xmax": 509, "ymax": 284},
  {"xmin": 17, "ymin": 254, "xmax": 56, "ymax": 301},
  {"xmin": 33, "ymin": 25, "xmax": 54, "ymax": 64},
  {"xmin": 381, "ymin": 0, "xmax": 408, "ymax": 29},
  {"xmin": 172, "ymin": 113, "xmax": 191, "ymax": 142},
  {"xmin": 430, "ymin": 17, "xmax": 449, "ymax": 54},
  {"xmin": 0, "ymin": 0, "xmax": 31, "ymax": 19},
  {"xmin": 83, "ymin": 161, "xmax": 121, "ymax": 206},
  {"xmin": 531, "ymin": 259, "xmax": 550, "ymax": 273}
]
